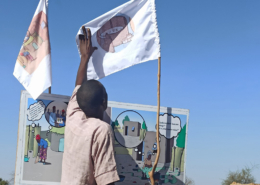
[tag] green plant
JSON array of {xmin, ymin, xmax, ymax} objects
[
  {"xmin": 222, "ymin": 166, "xmax": 257, "ymax": 185},
  {"xmin": 0, "ymin": 178, "xmax": 9, "ymax": 185}
]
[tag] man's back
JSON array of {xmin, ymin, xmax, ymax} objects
[{"xmin": 61, "ymin": 86, "xmax": 119, "ymax": 185}]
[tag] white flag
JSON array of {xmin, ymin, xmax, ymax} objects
[
  {"xmin": 76, "ymin": 0, "xmax": 160, "ymax": 80},
  {"xmin": 13, "ymin": 0, "xmax": 51, "ymax": 100}
]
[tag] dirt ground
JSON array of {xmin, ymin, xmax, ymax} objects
[
  {"xmin": 115, "ymin": 131, "xmax": 143, "ymax": 147},
  {"xmin": 23, "ymin": 148, "xmax": 63, "ymax": 182}
]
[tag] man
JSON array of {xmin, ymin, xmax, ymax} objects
[
  {"xmin": 36, "ymin": 134, "xmax": 48, "ymax": 165},
  {"xmin": 61, "ymin": 27, "xmax": 119, "ymax": 185}
]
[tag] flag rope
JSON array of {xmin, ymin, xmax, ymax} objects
[{"xmin": 149, "ymin": 56, "xmax": 161, "ymax": 185}]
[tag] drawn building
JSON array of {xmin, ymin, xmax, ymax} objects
[
  {"xmin": 50, "ymin": 132, "xmax": 64, "ymax": 152},
  {"xmin": 123, "ymin": 121, "xmax": 141, "ymax": 137},
  {"xmin": 132, "ymin": 131, "xmax": 174, "ymax": 163}
]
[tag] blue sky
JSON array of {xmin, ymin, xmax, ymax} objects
[{"xmin": 0, "ymin": 0, "xmax": 260, "ymax": 184}]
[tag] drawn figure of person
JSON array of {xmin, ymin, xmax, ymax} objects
[
  {"xmin": 45, "ymin": 108, "xmax": 50, "ymax": 122},
  {"xmin": 49, "ymin": 106, "xmax": 57, "ymax": 127},
  {"xmin": 97, "ymin": 14, "xmax": 134, "ymax": 53},
  {"xmin": 20, "ymin": 51, "xmax": 34, "ymax": 62},
  {"xmin": 58, "ymin": 109, "xmax": 66, "ymax": 127},
  {"xmin": 56, "ymin": 110, "xmax": 60, "ymax": 118},
  {"xmin": 143, "ymin": 151, "xmax": 153, "ymax": 168},
  {"xmin": 36, "ymin": 134, "xmax": 48, "ymax": 164},
  {"xmin": 142, "ymin": 151, "xmax": 153, "ymax": 179}
]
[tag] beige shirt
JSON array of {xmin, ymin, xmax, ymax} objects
[{"xmin": 61, "ymin": 86, "xmax": 119, "ymax": 185}]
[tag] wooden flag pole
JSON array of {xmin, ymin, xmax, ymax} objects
[
  {"xmin": 48, "ymin": 87, "xmax": 51, "ymax": 94},
  {"xmin": 149, "ymin": 57, "xmax": 161, "ymax": 185}
]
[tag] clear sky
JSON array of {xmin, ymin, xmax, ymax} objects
[{"xmin": 0, "ymin": 0, "xmax": 260, "ymax": 184}]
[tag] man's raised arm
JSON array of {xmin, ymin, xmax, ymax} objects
[{"xmin": 75, "ymin": 26, "xmax": 97, "ymax": 86}]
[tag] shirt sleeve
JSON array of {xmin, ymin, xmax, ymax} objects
[
  {"xmin": 92, "ymin": 125, "xmax": 119, "ymax": 185},
  {"xmin": 66, "ymin": 85, "xmax": 82, "ymax": 118}
]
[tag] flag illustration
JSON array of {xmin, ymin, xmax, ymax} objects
[
  {"xmin": 76, "ymin": 0, "xmax": 160, "ymax": 80},
  {"xmin": 13, "ymin": 0, "xmax": 51, "ymax": 99}
]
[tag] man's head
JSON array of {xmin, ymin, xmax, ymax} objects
[{"xmin": 77, "ymin": 80, "xmax": 107, "ymax": 120}]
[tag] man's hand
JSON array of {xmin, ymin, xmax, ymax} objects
[
  {"xmin": 76, "ymin": 26, "xmax": 98, "ymax": 86},
  {"xmin": 79, "ymin": 26, "xmax": 97, "ymax": 61}
]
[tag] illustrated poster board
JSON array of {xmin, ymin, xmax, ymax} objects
[{"xmin": 15, "ymin": 91, "xmax": 189, "ymax": 185}]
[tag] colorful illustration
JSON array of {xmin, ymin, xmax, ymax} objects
[
  {"xmin": 16, "ymin": 11, "xmax": 50, "ymax": 74},
  {"xmin": 36, "ymin": 134, "xmax": 48, "ymax": 164},
  {"xmin": 16, "ymin": 93, "xmax": 189, "ymax": 185},
  {"xmin": 23, "ymin": 98, "xmax": 67, "ymax": 182},
  {"xmin": 44, "ymin": 101, "xmax": 67, "ymax": 127},
  {"xmin": 112, "ymin": 108, "xmax": 188, "ymax": 185},
  {"xmin": 113, "ymin": 110, "xmax": 146, "ymax": 148},
  {"xmin": 97, "ymin": 14, "xmax": 135, "ymax": 53}
]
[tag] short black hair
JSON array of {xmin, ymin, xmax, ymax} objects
[{"xmin": 76, "ymin": 80, "xmax": 107, "ymax": 118}]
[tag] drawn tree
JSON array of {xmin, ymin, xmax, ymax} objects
[
  {"xmin": 171, "ymin": 124, "xmax": 187, "ymax": 171},
  {"xmin": 115, "ymin": 120, "xmax": 119, "ymax": 126},
  {"xmin": 112, "ymin": 120, "xmax": 120, "ymax": 130},
  {"xmin": 176, "ymin": 124, "xmax": 186, "ymax": 148},
  {"xmin": 122, "ymin": 115, "xmax": 130, "ymax": 125},
  {"xmin": 141, "ymin": 121, "xmax": 147, "ymax": 131},
  {"xmin": 139, "ymin": 121, "xmax": 147, "ymax": 140}
]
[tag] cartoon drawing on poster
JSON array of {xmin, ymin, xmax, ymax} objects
[
  {"xmin": 23, "ymin": 98, "xmax": 68, "ymax": 182},
  {"xmin": 44, "ymin": 101, "xmax": 67, "ymax": 127},
  {"xmin": 113, "ymin": 110, "xmax": 146, "ymax": 148},
  {"xmin": 16, "ymin": 92, "xmax": 188, "ymax": 185},
  {"xmin": 112, "ymin": 108, "xmax": 188, "ymax": 185}
]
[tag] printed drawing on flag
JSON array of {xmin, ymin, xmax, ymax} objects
[
  {"xmin": 97, "ymin": 14, "xmax": 135, "ymax": 53},
  {"xmin": 76, "ymin": 0, "xmax": 161, "ymax": 80},
  {"xmin": 14, "ymin": 0, "xmax": 51, "ymax": 100},
  {"xmin": 16, "ymin": 11, "xmax": 50, "ymax": 74}
]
